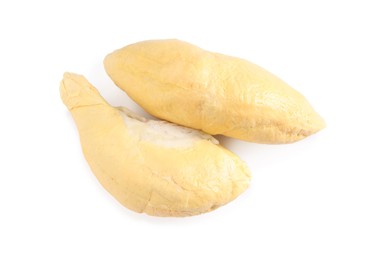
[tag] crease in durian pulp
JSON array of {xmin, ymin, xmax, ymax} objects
[{"xmin": 117, "ymin": 107, "xmax": 218, "ymax": 148}]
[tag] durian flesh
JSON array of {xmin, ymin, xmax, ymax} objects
[
  {"xmin": 60, "ymin": 73, "xmax": 251, "ymax": 217},
  {"xmin": 104, "ymin": 39, "xmax": 326, "ymax": 144}
]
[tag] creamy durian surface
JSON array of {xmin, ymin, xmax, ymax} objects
[
  {"xmin": 104, "ymin": 39, "xmax": 326, "ymax": 144},
  {"xmin": 60, "ymin": 72, "xmax": 251, "ymax": 217}
]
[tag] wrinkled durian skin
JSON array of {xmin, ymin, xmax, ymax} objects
[
  {"xmin": 60, "ymin": 73, "xmax": 251, "ymax": 217},
  {"xmin": 104, "ymin": 39, "xmax": 326, "ymax": 144}
]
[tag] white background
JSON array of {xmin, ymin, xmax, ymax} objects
[{"xmin": 1, "ymin": 1, "xmax": 389, "ymax": 259}]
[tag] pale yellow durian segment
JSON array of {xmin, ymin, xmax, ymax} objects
[
  {"xmin": 104, "ymin": 39, "xmax": 326, "ymax": 144},
  {"xmin": 60, "ymin": 73, "xmax": 251, "ymax": 217}
]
